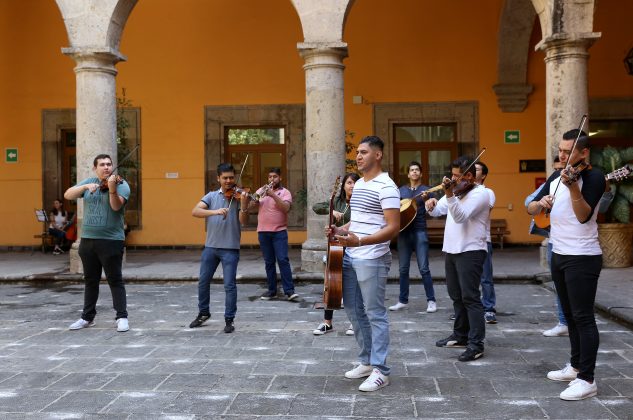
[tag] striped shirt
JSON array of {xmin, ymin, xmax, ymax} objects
[{"xmin": 346, "ymin": 172, "xmax": 400, "ymax": 259}]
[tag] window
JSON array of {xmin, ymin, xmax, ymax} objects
[
  {"xmin": 225, "ymin": 127, "xmax": 286, "ymax": 191},
  {"xmin": 393, "ymin": 123, "xmax": 458, "ymax": 188}
]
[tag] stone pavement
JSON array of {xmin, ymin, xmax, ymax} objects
[
  {"xmin": 0, "ymin": 281, "xmax": 632, "ymax": 419},
  {"xmin": 1, "ymin": 246, "xmax": 633, "ymax": 328}
]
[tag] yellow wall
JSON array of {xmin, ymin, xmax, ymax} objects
[{"xmin": 1, "ymin": 0, "xmax": 632, "ymax": 247}]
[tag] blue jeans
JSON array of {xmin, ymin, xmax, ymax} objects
[
  {"xmin": 480, "ymin": 242, "xmax": 496, "ymax": 312},
  {"xmin": 547, "ymin": 242, "xmax": 567, "ymax": 326},
  {"xmin": 343, "ymin": 252, "xmax": 391, "ymax": 376},
  {"xmin": 198, "ymin": 247, "xmax": 239, "ymax": 319},
  {"xmin": 258, "ymin": 230, "xmax": 294, "ymax": 295},
  {"xmin": 398, "ymin": 229, "xmax": 435, "ymax": 303}
]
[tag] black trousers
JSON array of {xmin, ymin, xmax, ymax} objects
[
  {"xmin": 445, "ymin": 250, "xmax": 487, "ymax": 351},
  {"xmin": 78, "ymin": 238, "xmax": 127, "ymax": 321},
  {"xmin": 551, "ymin": 252, "xmax": 602, "ymax": 382}
]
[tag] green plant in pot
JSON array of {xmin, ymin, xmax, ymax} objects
[{"xmin": 590, "ymin": 145, "xmax": 633, "ymax": 267}]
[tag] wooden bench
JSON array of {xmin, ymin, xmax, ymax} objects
[{"xmin": 424, "ymin": 218, "xmax": 510, "ymax": 248}]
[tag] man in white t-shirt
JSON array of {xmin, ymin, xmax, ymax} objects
[
  {"xmin": 425, "ymin": 156, "xmax": 490, "ymax": 362},
  {"xmin": 475, "ymin": 162, "xmax": 497, "ymax": 324},
  {"xmin": 329, "ymin": 136, "xmax": 400, "ymax": 392}
]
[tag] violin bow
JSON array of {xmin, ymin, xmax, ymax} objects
[
  {"xmin": 224, "ymin": 153, "xmax": 249, "ymax": 220},
  {"xmin": 111, "ymin": 144, "xmax": 140, "ymax": 176}
]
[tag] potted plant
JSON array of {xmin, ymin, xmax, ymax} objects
[{"xmin": 591, "ymin": 145, "xmax": 633, "ymax": 267}]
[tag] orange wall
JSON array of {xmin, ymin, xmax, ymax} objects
[{"xmin": 1, "ymin": 0, "xmax": 632, "ymax": 247}]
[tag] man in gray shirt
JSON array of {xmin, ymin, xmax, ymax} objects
[{"xmin": 189, "ymin": 163, "xmax": 250, "ymax": 333}]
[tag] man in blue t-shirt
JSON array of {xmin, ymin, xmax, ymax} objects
[
  {"xmin": 64, "ymin": 154, "xmax": 131, "ymax": 333},
  {"xmin": 389, "ymin": 161, "xmax": 437, "ymax": 314},
  {"xmin": 188, "ymin": 163, "xmax": 250, "ymax": 333}
]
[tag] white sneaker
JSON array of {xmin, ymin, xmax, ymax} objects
[
  {"xmin": 345, "ymin": 324, "xmax": 354, "ymax": 336},
  {"xmin": 312, "ymin": 322, "xmax": 333, "ymax": 335},
  {"xmin": 560, "ymin": 378, "xmax": 597, "ymax": 400},
  {"xmin": 388, "ymin": 302, "xmax": 408, "ymax": 311},
  {"xmin": 547, "ymin": 363, "xmax": 578, "ymax": 381},
  {"xmin": 358, "ymin": 369, "xmax": 390, "ymax": 392},
  {"xmin": 543, "ymin": 323, "xmax": 569, "ymax": 337},
  {"xmin": 116, "ymin": 318, "xmax": 129, "ymax": 332},
  {"xmin": 426, "ymin": 301, "xmax": 437, "ymax": 313},
  {"xmin": 344, "ymin": 364, "xmax": 373, "ymax": 379},
  {"xmin": 69, "ymin": 319, "xmax": 94, "ymax": 330}
]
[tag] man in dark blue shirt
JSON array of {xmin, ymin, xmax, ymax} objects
[{"xmin": 389, "ymin": 161, "xmax": 437, "ymax": 313}]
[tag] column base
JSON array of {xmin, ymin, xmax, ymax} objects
[
  {"xmin": 301, "ymin": 238, "xmax": 327, "ymax": 273},
  {"xmin": 69, "ymin": 241, "xmax": 83, "ymax": 274},
  {"xmin": 539, "ymin": 238, "xmax": 549, "ymax": 270}
]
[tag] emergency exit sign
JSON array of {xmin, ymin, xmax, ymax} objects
[
  {"xmin": 504, "ymin": 130, "xmax": 520, "ymax": 144},
  {"xmin": 5, "ymin": 148, "xmax": 18, "ymax": 163}
]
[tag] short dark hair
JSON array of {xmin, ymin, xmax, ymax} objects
[
  {"xmin": 217, "ymin": 163, "xmax": 235, "ymax": 175},
  {"xmin": 451, "ymin": 156, "xmax": 476, "ymax": 177},
  {"xmin": 93, "ymin": 154, "xmax": 112, "ymax": 167},
  {"xmin": 407, "ymin": 161, "xmax": 422, "ymax": 172},
  {"xmin": 562, "ymin": 129, "xmax": 590, "ymax": 150},
  {"xmin": 476, "ymin": 161, "xmax": 488, "ymax": 176},
  {"xmin": 268, "ymin": 167, "xmax": 281, "ymax": 176},
  {"xmin": 359, "ymin": 136, "xmax": 384, "ymax": 151}
]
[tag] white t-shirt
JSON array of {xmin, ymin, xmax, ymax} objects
[
  {"xmin": 346, "ymin": 172, "xmax": 400, "ymax": 260},
  {"xmin": 483, "ymin": 187, "xmax": 495, "ymax": 243},
  {"xmin": 427, "ymin": 184, "xmax": 490, "ymax": 254}
]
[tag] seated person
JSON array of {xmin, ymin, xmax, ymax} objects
[{"xmin": 48, "ymin": 199, "xmax": 69, "ymax": 254}]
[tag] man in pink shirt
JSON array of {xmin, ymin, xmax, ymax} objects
[{"xmin": 249, "ymin": 168, "xmax": 299, "ymax": 301}]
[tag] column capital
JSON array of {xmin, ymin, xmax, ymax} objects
[
  {"xmin": 62, "ymin": 47, "xmax": 126, "ymax": 75},
  {"xmin": 492, "ymin": 83, "xmax": 534, "ymax": 113},
  {"xmin": 536, "ymin": 32, "xmax": 601, "ymax": 59},
  {"xmin": 298, "ymin": 43, "xmax": 348, "ymax": 70}
]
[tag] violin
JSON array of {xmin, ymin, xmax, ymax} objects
[
  {"xmin": 99, "ymin": 174, "xmax": 124, "ymax": 192},
  {"xmin": 451, "ymin": 179, "xmax": 476, "ymax": 198},
  {"xmin": 224, "ymin": 185, "xmax": 257, "ymax": 200}
]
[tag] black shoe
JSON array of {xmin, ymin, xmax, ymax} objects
[
  {"xmin": 286, "ymin": 292, "xmax": 300, "ymax": 302},
  {"xmin": 224, "ymin": 318, "xmax": 235, "ymax": 333},
  {"xmin": 449, "ymin": 314, "xmax": 456, "ymax": 321},
  {"xmin": 436, "ymin": 334, "xmax": 467, "ymax": 348},
  {"xmin": 260, "ymin": 291, "xmax": 277, "ymax": 300},
  {"xmin": 189, "ymin": 313, "xmax": 210, "ymax": 328},
  {"xmin": 458, "ymin": 348, "xmax": 484, "ymax": 362}
]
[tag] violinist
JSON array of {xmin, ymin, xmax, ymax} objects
[
  {"xmin": 424, "ymin": 156, "xmax": 489, "ymax": 362},
  {"xmin": 189, "ymin": 162, "xmax": 250, "ymax": 334},
  {"xmin": 527, "ymin": 130, "xmax": 605, "ymax": 401},
  {"xmin": 249, "ymin": 168, "xmax": 299, "ymax": 302},
  {"xmin": 64, "ymin": 154, "xmax": 131, "ymax": 333}
]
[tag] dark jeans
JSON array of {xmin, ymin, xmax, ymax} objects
[
  {"xmin": 551, "ymin": 252, "xmax": 602, "ymax": 382},
  {"xmin": 198, "ymin": 247, "xmax": 239, "ymax": 320},
  {"xmin": 398, "ymin": 229, "xmax": 435, "ymax": 303},
  {"xmin": 480, "ymin": 242, "xmax": 496, "ymax": 312},
  {"xmin": 78, "ymin": 238, "xmax": 127, "ymax": 321},
  {"xmin": 258, "ymin": 230, "xmax": 294, "ymax": 295},
  {"xmin": 445, "ymin": 250, "xmax": 487, "ymax": 352},
  {"xmin": 48, "ymin": 228, "xmax": 65, "ymax": 246}
]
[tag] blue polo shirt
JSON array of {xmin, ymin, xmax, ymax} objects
[{"xmin": 201, "ymin": 190, "xmax": 241, "ymax": 250}]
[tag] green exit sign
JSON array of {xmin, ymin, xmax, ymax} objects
[
  {"xmin": 504, "ymin": 130, "xmax": 520, "ymax": 144},
  {"xmin": 5, "ymin": 148, "xmax": 18, "ymax": 163}
]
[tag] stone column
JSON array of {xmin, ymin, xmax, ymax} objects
[
  {"xmin": 536, "ymin": 34, "xmax": 599, "ymax": 173},
  {"xmin": 63, "ymin": 48, "xmax": 123, "ymax": 273},
  {"xmin": 298, "ymin": 44, "xmax": 348, "ymax": 272}
]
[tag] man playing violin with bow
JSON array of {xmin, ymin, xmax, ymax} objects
[
  {"xmin": 64, "ymin": 154, "xmax": 131, "ymax": 333},
  {"xmin": 189, "ymin": 162, "xmax": 250, "ymax": 333},
  {"xmin": 424, "ymin": 156, "xmax": 490, "ymax": 362},
  {"xmin": 527, "ymin": 130, "xmax": 605, "ymax": 401}
]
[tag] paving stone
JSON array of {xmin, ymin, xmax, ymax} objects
[
  {"xmin": 414, "ymin": 396, "xmax": 545, "ymax": 419},
  {"xmin": 103, "ymin": 391, "xmax": 180, "ymax": 415},
  {"xmin": 599, "ymin": 397, "xmax": 633, "ymax": 419},
  {"xmin": 288, "ymin": 393, "xmax": 353, "ymax": 416},
  {"xmin": 405, "ymin": 361, "xmax": 459, "ymax": 377},
  {"xmin": 602, "ymin": 378, "xmax": 633, "ymax": 397},
  {"xmin": 212, "ymin": 374, "xmax": 273, "ymax": 392},
  {"xmin": 157, "ymin": 373, "xmax": 222, "ymax": 391},
  {"xmin": 101, "ymin": 345, "xmax": 156, "ymax": 358},
  {"xmin": 252, "ymin": 360, "xmax": 306, "ymax": 375},
  {"xmin": 103, "ymin": 359, "xmax": 161, "ymax": 373},
  {"xmin": 0, "ymin": 372, "xmax": 67, "ymax": 390},
  {"xmin": 354, "ymin": 395, "xmax": 416, "ymax": 418},
  {"xmin": 268, "ymin": 375, "xmax": 326, "ymax": 393},
  {"xmin": 46, "ymin": 372, "xmax": 119, "ymax": 390},
  {"xmin": 193, "ymin": 345, "xmax": 240, "ymax": 359},
  {"xmin": 151, "ymin": 359, "xmax": 207, "ymax": 374},
  {"xmin": 436, "ymin": 378, "xmax": 498, "ymax": 397},
  {"xmin": 226, "ymin": 393, "xmax": 294, "ymax": 416},
  {"xmin": 42, "ymin": 390, "xmax": 119, "ymax": 413},
  {"xmin": 0, "ymin": 357, "xmax": 64, "ymax": 372},
  {"xmin": 51, "ymin": 357, "xmax": 113, "ymax": 373},
  {"xmin": 163, "ymin": 392, "xmax": 233, "ymax": 416},
  {"xmin": 492, "ymin": 378, "xmax": 575, "ymax": 397},
  {"xmin": 101, "ymin": 373, "xmax": 170, "ymax": 391},
  {"xmin": 283, "ymin": 346, "xmax": 334, "ymax": 360},
  {"xmin": 538, "ymin": 396, "xmax": 617, "ymax": 419},
  {"xmin": 56, "ymin": 345, "xmax": 112, "ymax": 357},
  {"xmin": 0, "ymin": 390, "xmax": 65, "ymax": 412},
  {"xmin": 201, "ymin": 359, "xmax": 254, "ymax": 375}
]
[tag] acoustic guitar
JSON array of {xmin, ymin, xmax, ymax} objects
[
  {"xmin": 400, "ymin": 184, "xmax": 444, "ymax": 231},
  {"xmin": 324, "ymin": 176, "xmax": 343, "ymax": 310}
]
